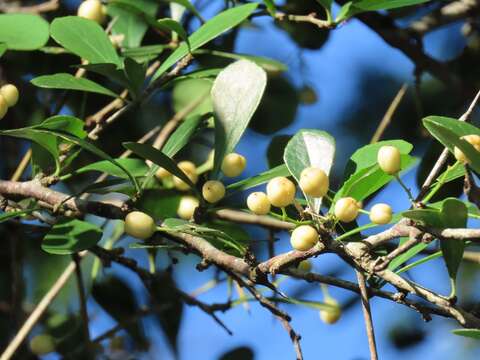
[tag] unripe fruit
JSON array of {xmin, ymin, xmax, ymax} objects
[
  {"xmin": 0, "ymin": 96, "xmax": 7, "ymax": 120},
  {"xmin": 266, "ymin": 176, "xmax": 296, "ymax": 208},
  {"xmin": 290, "ymin": 225, "xmax": 319, "ymax": 251},
  {"xmin": 377, "ymin": 145, "xmax": 401, "ymax": 175},
  {"xmin": 177, "ymin": 196, "xmax": 199, "ymax": 220},
  {"xmin": 77, "ymin": 0, "xmax": 106, "ymax": 24},
  {"xmin": 334, "ymin": 197, "xmax": 360, "ymax": 223},
  {"xmin": 173, "ymin": 161, "xmax": 198, "ymax": 191},
  {"xmin": 124, "ymin": 211, "xmax": 156, "ymax": 240},
  {"xmin": 319, "ymin": 298, "xmax": 341, "ymax": 324},
  {"xmin": 369, "ymin": 203, "xmax": 393, "ymax": 225},
  {"xmin": 221, "ymin": 153, "xmax": 246, "ymax": 177},
  {"xmin": 0, "ymin": 84, "xmax": 19, "ymax": 107},
  {"xmin": 297, "ymin": 259, "xmax": 312, "ymax": 272},
  {"xmin": 155, "ymin": 167, "xmax": 171, "ymax": 180},
  {"xmin": 202, "ymin": 180, "xmax": 226, "ymax": 203},
  {"xmin": 299, "ymin": 167, "xmax": 329, "ymax": 198},
  {"xmin": 454, "ymin": 134, "xmax": 480, "ymax": 164},
  {"xmin": 246, "ymin": 192, "xmax": 271, "ymax": 215},
  {"xmin": 29, "ymin": 334, "xmax": 55, "ymax": 355}
]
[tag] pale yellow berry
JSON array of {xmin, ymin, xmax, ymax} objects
[
  {"xmin": 124, "ymin": 211, "xmax": 156, "ymax": 240},
  {"xmin": 454, "ymin": 134, "xmax": 480, "ymax": 164},
  {"xmin": 266, "ymin": 176, "xmax": 296, "ymax": 208},
  {"xmin": 0, "ymin": 95, "xmax": 7, "ymax": 120},
  {"xmin": 77, "ymin": 0, "xmax": 106, "ymax": 24},
  {"xmin": 173, "ymin": 161, "xmax": 198, "ymax": 191},
  {"xmin": 377, "ymin": 145, "xmax": 401, "ymax": 175},
  {"xmin": 334, "ymin": 197, "xmax": 360, "ymax": 223},
  {"xmin": 297, "ymin": 259, "xmax": 312, "ymax": 273},
  {"xmin": 202, "ymin": 180, "xmax": 225, "ymax": 203},
  {"xmin": 0, "ymin": 84, "xmax": 19, "ymax": 107},
  {"xmin": 29, "ymin": 334, "xmax": 55, "ymax": 355},
  {"xmin": 299, "ymin": 167, "xmax": 329, "ymax": 198},
  {"xmin": 369, "ymin": 203, "xmax": 393, "ymax": 225},
  {"xmin": 177, "ymin": 196, "xmax": 199, "ymax": 220},
  {"xmin": 319, "ymin": 298, "xmax": 341, "ymax": 324},
  {"xmin": 155, "ymin": 167, "xmax": 171, "ymax": 180},
  {"xmin": 246, "ymin": 192, "xmax": 271, "ymax": 215},
  {"xmin": 290, "ymin": 225, "xmax": 319, "ymax": 251},
  {"xmin": 221, "ymin": 153, "xmax": 246, "ymax": 177}
]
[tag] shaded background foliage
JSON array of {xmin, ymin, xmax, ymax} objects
[{"xmin": 0, "ymin": 0, "xmax": 480, "ymax": 359}]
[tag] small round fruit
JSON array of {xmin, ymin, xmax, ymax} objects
[
  {"xmin": 247, "ymin": 192, "xmax": 271, "ymax": 215},
  {"xmin": 124, "ymin": 211, "xmax": 156, "ymax": 240},
  {"xmin": 334, "ymin": 197, "xmax": 360, "ymax": 223},
  {"xmin": 155, "ymin": 167, "xmax": 171, "ymax": 180},
  {"xmin": 266, "ymin": 176, "xmax": 296, "ymax": 208},
  {"xmin": 77, "ymin": 0, "xmax": 106, "ymax": 24},
  {"xmin": 377, "ymin": 145, "xmax": 401, "ymax": 175},
  {"xmin": 173, "ymin": 161, "xmax": 198, "ymax": 191},
  {"xmin": 29, "ymin": 334, "xmax": 55, "ymax": 355},
  {"xmin": 297, "ymin": 259, "xmax": 312, "ymax": 273},
  {"xmin": 0, "ymin": 84, "xmax": 19, "ymax": 107},
  {"xmin": 0, "ymin": 96, "xmax": 7, "ymax": 120},
  {"xmin": 177, "ymin": 196, "xmax": 199, "ymax": 220},
  {"xmin": 454, "ymin": 134, "xmax": 480, "ymax": 164},
  {"xmin": 290, "ymin": 225, "xmax": 319, "ymax": 251},
  {"xmin": 221, "ymin": 153, "xmax": 246, "ymax": 177},
  {"xmin": 319, "ymin": 298, "xmax": 341, "ymax": 324},
  {"xmin": 299, "ymin": 167, "xmax": 329, "ymax": 198},
  {"xmin": 369, "ymin": 203, "xmax": 393, "ymax": 225},
  {"xmin": 202, "ymin": 180, "xmax": 226, "ymax": 203}
]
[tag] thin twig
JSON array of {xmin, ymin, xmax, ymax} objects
[
  {"xmin": 370, "ymin": 83, "xmax": 408, "ymax": 144},
  {"xmin": 356, "ymin": 270, "xmax": 378, "ymax": 360}
]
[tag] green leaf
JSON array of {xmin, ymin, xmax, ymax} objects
[
  {"xmin": 423, "ymin": 116, "xmax": 480, "ymax": 174},
  {"xmin": 172, "ymin": 79, "xmax": 212, "ymax": 117},
  {"xmin": 388, "ymin": 239, "xmax": 429, "ymax": 271},
  {"xmin": 155, "ymin": 18, "xmax": 190, "ymax": 46},
  {"xmin": 31, "ymin": 73, "xmax": 118, "ymax": 98},
  {"xmin": 227, "ymin": 164, "xmax": 290, "ymax": 192},
  {"xmin": 66, "ymin": 158, "xmax": 149, "ymax": 179},
  {"xmin": 211, "ymin": 60, "xmax": 267, "ymax": 177},
  {"xmin": 284, "ymin": 129, "xmax": 335, "ymax": 213},
  {"xmin": 263, "ymin": 0, "xmax": 277, "ymax": 16},
  {"xmin": 354, "ymin": 0, "xmax": 431, "ymax": 11},
  {"xmin": 50, "ymin": 16, "xmax": 121, "ymax": 66},
  {"xmin": 165, "ymin": 0, "xmax": 204, "ymax": 21},
  {"xmin": 0, "ymin": 209, "xmax": 36, "ymax": 223},
  {"xmin": 42, "ymin": 218, "xmax": 103, "ymax": 255},
  {"xmin": 151, "ymin": 3, "xmax": 258, "ymax": 81},
  {"xmin": 136, "ymin": 189, "xmax": 182, "ymax": 220},
  {"xmin": 122, "ymin": 45, "xmax": 165, "ymax": 63},
  {"xmin": 452, "ymin": 329, "xmax": 480, "ymax": 340},
  {"xmin": 123, "ymin": 142, "xmax": 197, "ymax": 193},
  {"xmin": 162, "ymin": 115, "xmax": 203, "ymax": 157},
  {"xmin": 124, "ymin": 57, "xmax": 146, "ymax": 98},
  {"xmin": 39, "ymin": 115, "xmax": 87, "ymax": 139},
  {"xmin": 316, "ymin": 0, "xmax": 333, "ymax": 10},
  {"xmin": 0, "ymin": 14, "xmax": 49, "ymax": 50},
  {"xmin": 194, "ymin": 50, "xmax": 287, "ymax": 74},
  {"xmin": 335, "ymin": 1, "xmax": 363, "ymax": 22},
  {"xmin": 396, "ymin": 251, "xmax": 442, "ymax": 274},
  {"xmin": 0, "ymin": 43, "xmax": 6, "ymax": 57}
]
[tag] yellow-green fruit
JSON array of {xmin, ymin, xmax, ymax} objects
[
  {"xmin": 124, "ymin": 211, "xmax": 156, "ymax": 239},
  {"xmin": 29, "ymin": 334, "xmax": 55, "ymax": 355},
  {"xmin": 177, "ymin": 196, "xmax": 199, "ymax": 220},
  {"xmin": 0, "ymin": 84, "xmax": 19, "ymax": 107},
  {"xmin": 202, "ymin": 180, "xmax": 225, "ymax": 203},
  {"xmin": 0, "ymin": 95, "xmax": 7, "ymax": 120},
  {"xmin": 221, "ymin": 153, "xmax": 246, "ymax": 177},
  {"xmin": 297, "ymin": 259, "xmax": 312, "ymax": 272},
  {"xmin": 266, "ymin": 176, "xmax": 296, "ymax": 208},
  {"xmin": 290, "ymin": 225, "xmax": 319, "ymax": 251},
  {"xmin": 173, "ymin": 161, "xmax": 198, "ymax": 191},
  {"xmin": 369, "ymin": 203, "xmax": 393, "ymax": 225},
  {"xmin": 377, "ymin": 145, "xmax": 401, "ymax": 175},
  {"xmin": 155, "ymin": 167, "xmax": 171, "ymax": 180},
  {"xmin": 334, "ymin": 197, "xmax": 360, "ymax": 223},
  {"xmin": 319, "ymin": 298, "xmax": 341, "ymax": 324},
  {"xmin": 246, "ymin": 192, "xmax": 271, "ymax": 215},
  {"xmin": 77, "ymin": 0, "xmax": 106, "ymax": 24},
  {"xmin": 454, "ymin": 134, "xmax": 480, "ymax": 164},
  {"xmin": 299, "ymin": 167, "xmax": 329, "ymax": 197}
]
